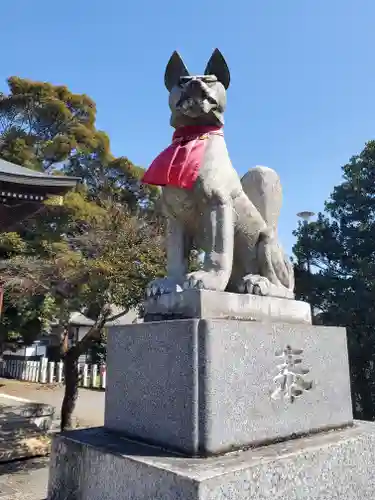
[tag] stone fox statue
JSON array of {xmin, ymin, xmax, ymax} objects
[{"xmin": 142, "ymin": 49, "xmax": 294, "ymax": 299}]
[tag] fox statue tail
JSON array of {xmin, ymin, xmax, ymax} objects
[
  {"xmin": 240, "ymin": 165, "xmax": 282, "ymax": 233},
  {"xmin": 240, "ymin": 166, "xmax": 294, "ymax": 291}
]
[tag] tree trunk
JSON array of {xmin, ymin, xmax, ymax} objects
[
  {"xmin": 60, "ymin": 351, "xmax": 79, "ymax": 431},
  {"xmin": 60, "ymin": 327, "xmax": 69, "ymax": 358},
  {"xmin": 59, "ymin": 310, "xmax": 126, "ymax": 431}
]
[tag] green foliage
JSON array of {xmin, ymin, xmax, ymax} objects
[
  {"xmin": 0, "ymin": 292, "xmax": 58, "ymax": 352},
  {"xmin": 1, "ymin": 202, "xmax": 164, "ymax": 348},
  {"xmin": 0, "ymin": 77, "xmax": 102, "ymax": 171},
  {"xmin": 0, "ymin": 232, "xmax": 26, "ymax": 256},
  {"xmin": 65, "ymin": 151, "xmax": 160, "ymax": 212},
  {"xmin": 0, "ymin": 76, "xmax": 165, "ymax": 356},
  {"xmin": 293, "ymin": 140, "xmax": 375, "ymax": 420}
]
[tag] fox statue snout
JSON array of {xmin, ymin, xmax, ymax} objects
[{"xmin": 175, "ymin": 76, "xmax": 221, "ymax": 118}]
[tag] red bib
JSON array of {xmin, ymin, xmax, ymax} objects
[{"xmin": 141, "ymin": 125, "xmax": 223, "ymax": 189}]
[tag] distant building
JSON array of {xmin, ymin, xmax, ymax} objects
[
  {"xmin": 2, "ymin": 341, "xmax": 47, "ymax": 361},
  {"xmin": 3, "ymin": 308, "xmax": 140, "ymax": 363},
  {"xmin": 67, "ymin": 309, "xmax": 140, "ymax": 345},
  {"xmin": 47, "ymin": 308, "xmax": 141, "ymax": 363},
  {"xmin": 0, "ymin": 157, "xmax": 79, "ymax": 231}
]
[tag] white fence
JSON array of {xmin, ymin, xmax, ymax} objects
[{"xmin": 0, "ymin": 357, "xmax": 106, "ymax": 390}]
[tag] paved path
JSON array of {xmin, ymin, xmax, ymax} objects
[
  {"xmin": 0, "ymin": 378, "xmax": 105, "ymax": 428},
  {"xmin": 0, "ymin": 457, "xmax": 49, "ymax": 500}
]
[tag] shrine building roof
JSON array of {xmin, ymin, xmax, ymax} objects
[{"xmin": 0, "ymin": 158, "xmax": 80, "ymax": 197}]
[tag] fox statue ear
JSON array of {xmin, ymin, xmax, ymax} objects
[
  {"xmin": 204, "ymin": 49, "xmax": 230, "ymax": 89},
  {"xmin": 164, "ymin": 51, "xmax": 190, "ymax": 91}
]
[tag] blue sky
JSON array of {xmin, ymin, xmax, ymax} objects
[{"xmin": 2, "ymin": 0, "xmax": 375, "ymax": 253}]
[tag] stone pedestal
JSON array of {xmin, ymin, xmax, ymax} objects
[
  {"xmin": 104, "ymin": 319, "xmax": 352, "ymax": 456},
  {"xmin": 47, "ymin": 292, "xmax": 374, "ymax": 499},
  {"xmin": 48, "ymin": 423, "xmax": 375, "ymax": 499},
  {"xmin": 144, "ymin": 289, "xmax": 312, "ymax": 324}
]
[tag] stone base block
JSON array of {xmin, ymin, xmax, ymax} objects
[
  {"xmin": 144, "ymin": 289, "xmax": 312, "ymax": 324},
  {"xmin": 48, "ymin": 422, "xmax": 375, "ymax": 500},
  {"xmin": 105, "ymin": 320, "xmax": 353, "ymax": 456},
  {"xmin": 0, "ymin": 401, "xmax": 54, "ymax": 462},
  {"xmin": 0, "ymin": 430, "xmax": 51, "ymax": 463}
]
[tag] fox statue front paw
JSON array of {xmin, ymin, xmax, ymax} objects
[
  {"xmin": 239, "ymin": 274, "xmax": 294, "ymax": 299},
  {"xmin": 146, "ymin": 277, "xmax": 183, "ymax": 298},
  {"xmin": 239, "ymin": 274, "xmax": 272, "ymax": 295},
  {"xmin": 183, "ymin": 270, "xmax": 229, "ymax": 292}
]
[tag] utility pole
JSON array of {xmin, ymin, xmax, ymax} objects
[
  {"xmin": 296, "ymin": 211, "xmax": 315, "ymax": 275},
  {"xmin": 297, "ymin": 211, "xmax": 315, "ymax": 322}
]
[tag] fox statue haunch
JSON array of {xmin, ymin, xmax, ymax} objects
[{"xmin": 142, "ymin": 49, "xmax": 294, "ymax": 299}]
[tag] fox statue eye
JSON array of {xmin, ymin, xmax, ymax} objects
[{"xmin": 202, "ymin": 75, "xmax": 217, "ymax": 84}]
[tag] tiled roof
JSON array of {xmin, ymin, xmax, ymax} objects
[{"xmin": 0, "ymin": 158, "xmax": 79, "ymax": 188}]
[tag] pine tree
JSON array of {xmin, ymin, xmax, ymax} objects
[{"xmin": 293, "ymin": 140, "xmax": 375, "ymax": 419}]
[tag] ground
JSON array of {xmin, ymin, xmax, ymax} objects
[
  {"xmin": 0, "ymin": 458, "xmax": 49, "ymax": 500},
  {"xmin": 0, "ymin": 378, "xmax": 105, "ymax": 499}
]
